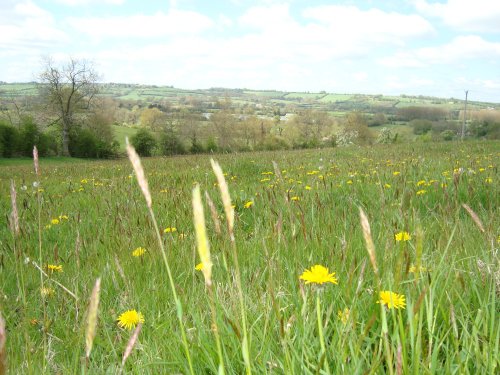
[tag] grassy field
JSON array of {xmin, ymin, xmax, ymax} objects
[{"xmin": 0, "ymin": 141, "xmax": 498, "ymax": 374}]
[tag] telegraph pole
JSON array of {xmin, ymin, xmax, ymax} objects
[{"xmin": 461, "ymin": 90, "xmax": 468, "ymax": 140}]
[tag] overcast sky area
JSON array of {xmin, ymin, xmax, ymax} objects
[{"xmin": 1, "ymin": 0, "xmax": 499, "ymax": 102}]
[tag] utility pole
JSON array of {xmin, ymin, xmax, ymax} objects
[{"xmin": 461, "ymin": 90, "xmax": 468, "ymax": 140}]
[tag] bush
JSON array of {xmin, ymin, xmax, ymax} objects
[
  {"xmin": 131, "ymin": 128, "xmax": 157, "ymax": 157},
  {"xmin": 410, "ymin": 119, "xmax": 432, "ymax": 135},
  {"xmin": 0, "ymin": 122, "xmax": 20, "ymax": 157},
  {"xmin": 69, "ymin": 127, "xmax": 118, "ymax": 158},
  {"xmin": 205, "ymin": 137, "xmax": 218, "ymax": 153},
  {"xmin": 159, "ymin": 132, "xmax": 186, "ymax": 156}
]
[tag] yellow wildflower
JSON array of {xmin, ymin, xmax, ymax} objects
[
  {"xmin": 377, "ymin": 291, "xmax": 406, "ymax": 310},
  {"xmin": 132, "ymin": 247, "xmax": 146, "ymax": 257},
  {"xmin": 117, "ymin": 310, "xmax": 144, "ymax": 330},
  {"xmin": 395, "ymin": 231, "xmax": 411, "ymax": 242},
  {"xmin": 299, "ymin": 265, "xmax": 338, "ymax": 285}
]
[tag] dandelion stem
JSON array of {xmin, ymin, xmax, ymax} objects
[{"xmin": 316, "ymin": 292, "xmax": 331, "ymax": 374}]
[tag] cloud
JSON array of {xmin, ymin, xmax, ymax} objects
[
  {"xmin": 0, "ymin": 1, "xmax": 68, "ymax": 50},
  {"xmin": 379, "ymin": 35, "xmax": 500, "ymax": 67},
  {"xmin": 413, "ymin": 0, "xmax": 500, "ymax": 32},
  {"xmin": 68, "ymin": 10, "xmax": 214, "ymax": 39},
  {"xmin": 54, "ymin": 0, "xmax": 124, "ymax": 5}
]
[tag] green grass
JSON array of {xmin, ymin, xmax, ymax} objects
[
  {"xmin": 112, "ymin": 125, "xmax": 139, "ymax": 150},
  {"xmin": 0, "ymin": 141, "xmax": 498, "ymax": 374}
]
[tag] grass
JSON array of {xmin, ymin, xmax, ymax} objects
[
  {"xmin": 0, "ymin": 141, "xmax": 498, "ymax": 374},
  {"xmin": 112, "ymin": 125, "xmax": 139, "ymax": 151}
]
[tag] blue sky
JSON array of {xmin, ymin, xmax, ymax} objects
[{"xmin": 1, "ymin": 0, "xmax": 500, "ymax": 102}]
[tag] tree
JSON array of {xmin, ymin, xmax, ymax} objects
[{"xmin": 39, "ymin": 57, "xmax": 100, "ymax": 156}]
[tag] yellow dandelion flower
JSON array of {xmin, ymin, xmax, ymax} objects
[
  {"xmin": 243, "ymin": 201, "xmax": 254, "ymax": 208},
  {"xmin": 47, "ymin": 264, "xmax": 63, "ymax": 273},
  {"xmin": 485, "ymin": 177, "xmax": 493, "ymax": 184},
  {"xmin": 346, "ymin": 180, "xmax": 353, "ymax": 185},
  {"xmin": 305, "ymin": 185, "xmax": 312, "ymax": 190},
  {"xmin": 58, "ymin": 215, "xmax": 69, "ymax": 220},
  {"xmin": 377, "ymin": 291, "xmax": 406, "ymax": 310},
  {"xmin": 132, "ymin": 247, "xmax": 146, "ymax": 257},
  {"xmin": 393, "ymin": 171, "xmax": 400, "ymax": 176},
  {"xmin": 117, "ymin": 309, "xmax": 144, "ymax": 330},
  {"xmin": 299, "ymin": 265, "xmax": 338, "ymax": 285},
  {"xmin": 80, "ymin": 179, "xmax": 88, "ymax": 184},
  {"xmin": 164, "ymin": 227, "xmax": 177, "ymax": 233},
  {"xmin": 51, "ymin": 218, "xmax": 60, "ymax": 225},
  {"xmin": 409, "ymin": 265, "xmax": 429, "ymax": 273},
  {"xmin": 291, "ymin": 196, "xmax": 300, "ymax": 201},
  {"xmin": 337, "ymin": 308, "xmax": 350, "ymax": 324},
  {"xmin": 416, "ymin": 189, "xmax": 427, "ymax": 195},
  {"xmin": 395, "ymin": 231, "xmax": 411, "ymax": 242},
  {"xmin": 260, "ymin": 178, "xmax": 271, "ymax": 182},
  {"xmin": 416, "ymin": 180, "xmax": 426, "ymax": 186},
  {"xmin": 384, "ymin": 183, "xmax": 391, "ymax": 189},
  {"xmin": 195, "ymin": 262, "xmax": 204, "ymax": 271},
  {"xmin": 40, "ymin": 287, "xmax": 55, "ymax": 298}
]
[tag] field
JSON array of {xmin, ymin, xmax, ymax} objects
[{"xmin": 0, "ymin": 141, "xmax": 499, "ymax": 374}]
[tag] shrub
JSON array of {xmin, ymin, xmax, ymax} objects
[
  {"xmin": 0, "ymin": 122, "xmax": 20, "ymax": 157},
  {"xmin": 159, "ymin": 132, "xmax": 186, "ymax": 156},
  {"xmin": 131, "ymin": 128, "xmax": 157, "ymax": 157}
]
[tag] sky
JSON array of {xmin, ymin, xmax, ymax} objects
[{"xmin": 1, "ymin": 0, "xmax": 500, "ymax": 102}]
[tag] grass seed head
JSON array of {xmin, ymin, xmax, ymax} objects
[
  {"xmin": 359, "ymin": 208, "xmax": 378, "ymax": 275},
  {"xmin": 126, "ymin": 137, "xmax": 152, "ymax": 209},
  {"xmin": 210, "ymin": 159, "xmax": 234, "ymax": 238},
  {"xmin": 85, "ymin": 277, "xmax": 101, "ymax": 359},
  {"xmin": 193, "ymin": 185, "xmax": 212, "ymax": 287}
]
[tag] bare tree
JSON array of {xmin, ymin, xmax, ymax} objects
[{"xmin": 38, "ymin": 57, "xmax": 100, "ymax": 156}]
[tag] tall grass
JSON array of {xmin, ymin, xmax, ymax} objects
[{"xmin": 0, "ymin": 141, "xmax": 498, "ymax": 373}]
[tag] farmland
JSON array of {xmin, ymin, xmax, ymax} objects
[{"xmin": 0, "ymin": 141, "xmax": 498, "ymax": 373}]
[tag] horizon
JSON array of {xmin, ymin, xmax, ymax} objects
[{"xmin": 1, "ymin": 0, "xmax": 499, "ymax": 103}]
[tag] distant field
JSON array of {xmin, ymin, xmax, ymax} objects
[
  {"xmin": 319, "ymin": 94, "xmax": 353, "ymax": 102},
  {"xmin": 112, "ymin": 124, "xmax": 139, "ymax": 150}
]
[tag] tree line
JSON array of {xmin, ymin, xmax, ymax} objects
[{"xmin": 1, "ymin": 58, "xmax": 498, "ymax": 158}]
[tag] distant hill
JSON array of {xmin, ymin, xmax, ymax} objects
[{"xmin": 1, "ymin": 82, "xmax": 499, "ymax": 116}]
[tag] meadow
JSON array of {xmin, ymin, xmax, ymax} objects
[{"xmin": 0, "ymin": 141, "xmax": 498, "ymax": 374}]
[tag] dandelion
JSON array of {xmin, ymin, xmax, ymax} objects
[
  {"xmin": 409, "ymin": 265, "xmax": 429, "ymax": 273},
  {"xmin": 291, "ymin": 196, "xmax": 300, "ymax": 201},
  {"xmin": 117, "ymin": 310, "xmax": 144, "ymax": 330},
  {"xmin": 132, "ymin": 247, "xmax": 146, "ymax": 257},
  {"xmin": 337, "ymin": 308, "xmax": 350, "ymax": 324},
  {"xmin": 384, "ymin": 183, "xmax": 391, "ymax": 189},
  {"xmin": 377, "ymin": 291, "xmax": 406, "ymax": 310},
  {"xmin": 416, "ymin": 180, "xmax": 426, "ymax": 186},
  {"xmin": 393, "ymin": 171, "xmax": 400, "ymax": 176},
  {"xmin": 81, "ymin": 179, "xmax": 88, "ymax": 184},
  {"xmin": 47, "ymin": 264, "xmax": 63, "ymax": 273},
  {"xmin": 195, "ymin": 263, "xmax": 204, "ymax": 271},
  {"xmin": 395, "ymin": 231, "xmax": 411, "ymax": 242},
  {"xmin": 243, "ymin": 201, "xmax": 254, "ymax": 208},
  {"xmin": 416, "ymin": 189, "xmax": 427, "ymax": 196},
  {"xmin": 58, "ymin": 215, "xmax": 69, "ymax": 220},
  {"xmin": 299, "ymin": 265, "xmax": 338, "ymax": 285},
  {"xmin": 305, "ymin": 185, "xmax": 312, "ymax": 190},
  {"xmin": 164, "ymin": 227, "xmax": 177, "ymax": 233},
  {"xmin": 485, "ymin": 177, "xmax": 493, "ymax": 184},
  {"xmin": 40, "ymin": 287, "xmax": 55, "ymax": 298},
  {"xmin": 51, "ymin": 218, "xmax": 60, "ymax": 225}
]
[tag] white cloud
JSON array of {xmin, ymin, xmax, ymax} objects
[
  {"xmin": 379, "ymin": 35, "xmax": 500, "ymax": 67},
  {"xmin": 68, "ymin": 10, "xmax": 214, "ymax": 39},
  {"xmin": 54, "ymin": 0, "xmax": 124, "ymax": 5},
  {"xmin": 0, "ymin": 1, "xmax": 68, "ymax": 50},
  {"xmin": 414, "ymin": 0, "xmax": 500, "ymax": 32}
]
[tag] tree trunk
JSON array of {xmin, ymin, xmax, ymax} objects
[{"xmin": 62, "ymin": 123, "xmax": 70, "ymax": 156}]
